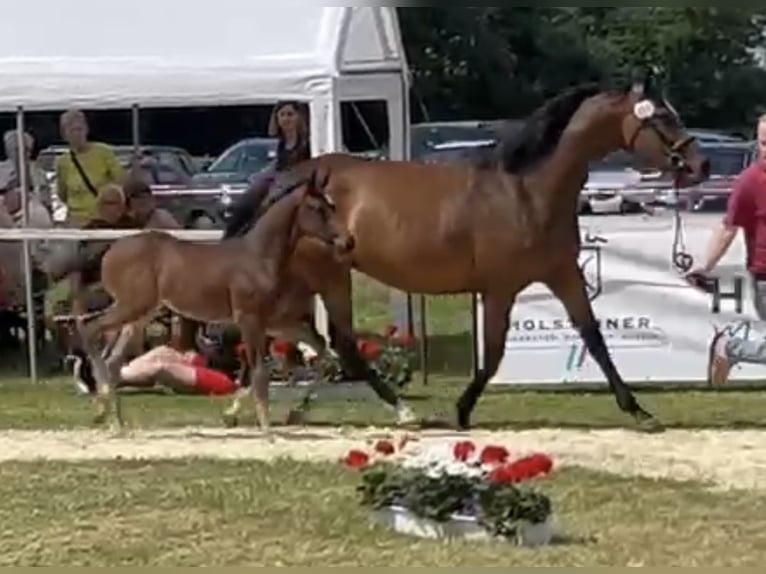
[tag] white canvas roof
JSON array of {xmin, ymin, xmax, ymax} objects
[{"xmin": 0, "ymin": 2, "xmax": 408, "ymax": 110}]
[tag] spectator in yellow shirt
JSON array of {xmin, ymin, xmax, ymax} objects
[{"xmin": 54, "ymin": 109, "xmax": 125, "ymax": 226}]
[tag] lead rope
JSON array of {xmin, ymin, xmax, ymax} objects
[{"xmin": 671, "ymin": 176, "xmax": 694, "ymax": 273}]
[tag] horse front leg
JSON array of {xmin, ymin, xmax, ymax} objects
[
  {"xmin": 321, "ymin": 278, "xmax": 417, "ymax": 427},
  {"xmin": 545, "ymin": 260, "xmax": 662, "ymax": 433},
  {"xmin": 224, "ymin": 311, "xmax": 271, "ymax": 436},
  {"xmin": 456, "ymin": 291, "xmax": 517, "ymax": 430},
  {"xmin": 77, "ymin": 302, "xmax": 155, "ymax": 430}
]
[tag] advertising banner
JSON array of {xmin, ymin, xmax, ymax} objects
[{"xmin": 490, "ymin": 213, "xmax": 766, "ymax": 386}]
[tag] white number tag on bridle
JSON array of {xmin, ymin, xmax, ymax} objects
[{"xmin": 633, "ymin": 100, "xmax": 656, "ymax": 121}]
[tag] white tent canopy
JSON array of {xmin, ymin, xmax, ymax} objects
[{"xmin": 0, "ymin": 2, "xmax": 411, "ymax": 159}]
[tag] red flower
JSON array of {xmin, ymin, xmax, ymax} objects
[
  {"xmin": 271, "ymin": 339, "xmax": 292, "ymax": 358},
  {"xmin": 479, "ymin": 445, "xmax": 510, "ymax": 467},
  {"xmin": 487, "ymin": 454, "xmax": 554, "ymax": 485},
  {"xmin": 344, "ymin": 450, "xmax": 370, "ymax": 470},
  {"xmin": 358, "ymin": 340, "xmax": 382, "ymax": 361},
  {"xmin": 453, "ymin": 440, "xmax": 476, "ymax": 462},
  {"xmin": 374, "ymin": 440, "xmax": 395, "ymax": 456}
]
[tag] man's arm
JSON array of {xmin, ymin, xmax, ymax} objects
[
  {"xmin": 699, "ymin": 224, "xmax": 738, "ymax": 273},
  {"xmin": 694, "ymin": 172, "xmax": 751, "ymax": 274}
]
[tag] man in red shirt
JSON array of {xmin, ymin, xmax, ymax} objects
[{"xmin": 688, "ymin": 116, "xmax": 766, "ymax": 385}]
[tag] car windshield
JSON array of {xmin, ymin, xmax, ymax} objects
[{"xmin": 208, "ymin": 141, "xmax": 277, "ymax": 173}]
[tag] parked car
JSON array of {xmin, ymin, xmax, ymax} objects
[
  {"xmin": 681, "ymin": 140, "xmax": 756, "ymax": 212},
  {"xmin": 579, "ymin": 150, "xmax": 667, "ymax": 215},
  {"xmin": 36, "ymin": 143, "xmax": 198, "ymax": 223},
  {"xmin": 687, "ymin": 129, "xmax": 747, "ymax": 144},
  {"xmin": 37, "ymin": 144, "xmax": 198, "ymax": 185},
  {"xmin": 190, "ymin": 137, "xmax": 278, "ymax": 187}
]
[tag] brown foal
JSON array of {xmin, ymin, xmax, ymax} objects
[{"xmin": 76, "ymin": 171, "xmax": 354, "ymax": 433}]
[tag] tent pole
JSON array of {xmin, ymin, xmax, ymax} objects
[{"xmin": 16, "ymin": 107, "xmax": 38, "ymax": 383}]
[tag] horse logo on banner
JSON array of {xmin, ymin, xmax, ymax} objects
[{"xmin": 579, "ymin": 230, "xmax": 607, "ymax": 303}]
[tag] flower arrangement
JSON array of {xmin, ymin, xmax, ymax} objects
[
  {"xmin": 342, "ymin": 437, "xmax": 555, "ymax": 545},
  {"xmin": 268, "ymin": 325, "xmax": 418, "ymax": 388}
]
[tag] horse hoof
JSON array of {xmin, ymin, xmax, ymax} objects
[
  {"xmin": 285, "ymin": 409, "xmax": 307, "ymax": 426},
  {"xmin": 634, "ymin": 413, "xmax": 665, "ymax": 434},
  {"xmin": 222, "ymin": 413, "xmax": 239, "ymax": 428}
]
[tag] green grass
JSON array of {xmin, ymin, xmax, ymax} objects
[
  {"xmin": 0, "ymin": 459, "xmax": 764, "ymax": 566},
  {"xmin": 1, "ymin": 376, "xmax": 766, "ymax": 431},
  {"xmin": 351, "ymin": 272, "xmax": 475, "ymax": 376}
]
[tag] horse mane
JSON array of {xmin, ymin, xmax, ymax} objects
[
  {"xmin": 223, "ymin": 170, "xmax": 311, "ymax": 239},
  {"xmin": 497, "ymin": 82, "xmax": 626, "ymax": 174}
]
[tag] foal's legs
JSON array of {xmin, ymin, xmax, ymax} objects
[
  {"xmin": 545, "ymin": 261, "xmax": 661, "ymax": 432},
  {"xmin": 456, "ymin": 292, "xmax": 516, "ymax": 430},
  {"xmin": 77, "ymin": 300, "xmax": 156, "ymax": 428},
  {"xmin": 223, "ymin": 311, "xmax": 271, "ymax": 435}
]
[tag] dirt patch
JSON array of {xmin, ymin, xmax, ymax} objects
[{"xmin": 0, "ymin": 426, "xmax": 763, "ymax": 491}]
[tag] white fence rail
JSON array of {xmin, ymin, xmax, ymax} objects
[{"xmin": 0, "ymin": 228, "xmax": 223, "ymax": 241}]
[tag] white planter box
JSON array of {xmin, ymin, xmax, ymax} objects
[{"xmin": 372, "ymin": 505, "xmax": 554, "ymax": 547}]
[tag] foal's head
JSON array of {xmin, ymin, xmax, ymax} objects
[
  {"xmin": 617, "ymin": 67, "xmax": 710, "ymax": 187},
  {"xmin": 288, "ymin": 173, "xmax": 355, "ymax": 259}
]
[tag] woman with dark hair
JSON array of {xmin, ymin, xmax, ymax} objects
[{"xmin": 268, "ymin": 100, "xmax": 311, "ymax": 171}]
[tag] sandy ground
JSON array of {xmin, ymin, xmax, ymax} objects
[{"xmin": 0, "ymin": 426, "xmax": 763, "ymax": 491}]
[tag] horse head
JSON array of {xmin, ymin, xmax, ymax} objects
[
  {"xmin": 291, "ymin": 170, "xmax": 355, "ymax": 260},
  {"xmin": 618, "ymin": 65, "xmax": 710, "ymax": 187}
]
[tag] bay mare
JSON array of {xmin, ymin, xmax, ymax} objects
[
  {"xmin": 223, "ymin": 67, "xmax": 710, "ymax": 432},
  {"xmin": 74, "ymin": 172, "xmax": 355, "ymax": 433}
]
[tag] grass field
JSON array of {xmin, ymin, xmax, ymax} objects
[
  {"xmin": 1, "ymin": 376, "xmax": 766, "ymax": 431},
  {"xmin": 0, "ymin": 459, "xmax": 764, "ymax": 566},
  {"xmin": 1, "ymin": 273, "xmax": 765, "ymax": 565}
]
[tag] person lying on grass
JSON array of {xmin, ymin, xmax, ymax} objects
[{"xmin": 70, "ymin": 325, "xmax": 246, "ymax": 397}]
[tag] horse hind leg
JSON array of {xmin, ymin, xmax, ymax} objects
[
  {"xmin": 224, "ymin": 310, "xmax": 271, "ymax": 436},
  {"xmin": 320, "ymin": 278, "xmax": 418, "ymax": 426},
  {"xmin": 77, "ymin": 300, "xmax": 157, "ymax": 429},
  {"xmin": 545, "ymin": 261, "xmax": 662, "ymax": 433},
  {"xmin": 456, "ymin": 291, "xmax": 517, "ymax": 430}
]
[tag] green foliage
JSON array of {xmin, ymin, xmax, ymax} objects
[
  {"xmin": 356, "ymin": 462, "xmax": 552, "ymax": 541},
  {"xmin": 399, "ymin": 7, "xmax": 766, "ymax": 131}
]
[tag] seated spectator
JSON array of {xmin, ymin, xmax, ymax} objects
[
  {"xmin": 123, "ymin": 178, "xmax": 181, "ymax": 229},
  {"xmin": 55, "ymin": 109, "xmax": 125, "ymax": 227},
  {"xmin": 0, "ymin": 130, "xmax": 52, "ymax": 213}
]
